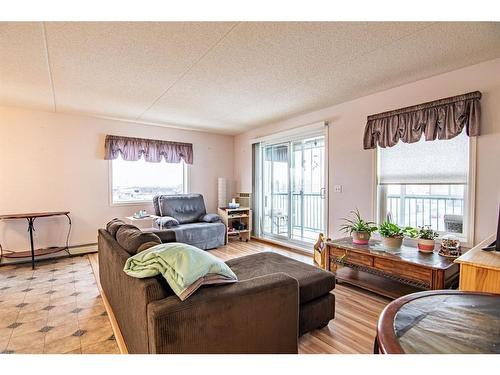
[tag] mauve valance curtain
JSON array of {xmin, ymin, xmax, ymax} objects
[
  {"xmin": 104, "ymin": 135, "xmax": 193, "ymax": 164},
  {"xmin": 363, "ymin": 91, "xmax": 481, "ymax": 150}
]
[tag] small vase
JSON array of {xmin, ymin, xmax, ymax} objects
[
  {"xmin": 381, "ymin": 236, "xmax": 403, "ymax": 250},
  {"xmin": 417, "ymin": 239, "xmax": 435, "ymax": 253},
  {"xmin": 352, "ymin": 231, "xmax": 371, "ymax": 245}
]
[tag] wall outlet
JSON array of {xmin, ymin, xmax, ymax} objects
[{"xmin": 333, "ymin": 185, "xmax": 343, "ymax": 193}]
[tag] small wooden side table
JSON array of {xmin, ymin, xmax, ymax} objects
[
  {"xmin": 0, "ymin": 211, "xmax": 71, "ymax": 269},
  {"xmin": 218, "ymin": 207, "xmax": 252, "ymax": 244},
  {"xmin": 124, "ymin": 215, "xmax": 160, "ymax": 230},
  {"xmin": 375, "ymin": 290, "xmax": 500, "ymax": 354}
]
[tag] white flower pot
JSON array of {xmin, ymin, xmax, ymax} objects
[
  {"xmin": 352, "ymin": 231, "xmax": 371, "ymax": 245},
  {"xmin": 381, "ymin": 236, "xmax": 403, "ymax": 250}
]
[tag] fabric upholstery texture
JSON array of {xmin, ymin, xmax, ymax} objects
[
  {"xmin": 363, "ymin": 91, "xmax": 481, "ymax": 149},
  {"xmin": 149, "ymin": 228, "xmax": 176, "ymax": 243},
  {"xmin": 104, "ymin": 134, "xmax": 193, "ymax": 164},
  {"xmin": 106, "ymin": 218, "xmax": 125, "ymax": 237},
  {"xmin": 116, "ymin": 224, "xmax": 161, "ymax": 255},
  {"xmin": 98, "ymin": 227, "xmax": 301, "ymax": 353},
  {"xmin": 137, "ymin": 241, "xmax": 162, "ymax": 253},
  {"xmin": 201, "ymin": 213, "xmax": 221, "ymax": 223},
  {"xmin": 299, "ymin": 293, "xmax": 335, "ymax": 335},
  {"xmin": 98, "ymin": 229, "xmax": 169, "ymax": 354},
  {"xmin": 123, "ymin": 242, "xmax": 238, "ymax": 301},
  {"xmin": 227, "ymin": 252, "xmax": 336, "ymax": 304},
  {"xmin": 226, "ymin": 252, "xmax": 335, "ymax": 335},
  {"xmin": 155, "ymin": 216, "xmax": 179, "ymax": 229},
  {"xmin": 152, "ymin": 194, "xmax": 225, "ymax": 249},
  {"xmin": 147, "ymin": 273, "xmax": 299, "ymax": 354},
  {"xmin": 153, "ymin": 194, "xmax": 207, "ymax": 224},
  {"xmin": 171, "ymin": 222, "xmax": 226, "ymax": 250}
]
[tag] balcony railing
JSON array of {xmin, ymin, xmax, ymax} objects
[
  {"xmin": 264, "ymin": 192, "xmax": 325, "ymax": 241},
  {"xmin": 386, "ymin": 194, "xmax": 464, "ymax": 232}
]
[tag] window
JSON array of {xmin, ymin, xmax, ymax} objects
[
  {"xmin": 110, "ymin": 155, "xmax": 187, "ymax": 204},
  {"xmin": 376, "ymin": 131, "xmax": 473, "ymax": 243}
]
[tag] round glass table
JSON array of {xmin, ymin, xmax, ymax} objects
[{"xmin": 376, "ymin": 290, "xmax": 500, "ymax": 354}]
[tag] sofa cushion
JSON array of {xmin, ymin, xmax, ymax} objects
[
  {"xmin": 153, "ymin": 194, "xmax": 207, "ymax": 224},
  {"xmin": 106, "ymin": 218, "xmax": 126, "ymax": 237},
  {"xmin": 116, "ymin": 224, "xmax": 162, "ymax": 255},
  {"xmin": 137, "ymin": 241, "xmax": 162, "ymax": 253},
  {"xmin": 200, "ymin": 213, "xmax": 221, "ymax": 223},
  {"xmin": 226, "ymin": 252, "xmax": 335, "ymax": 304}
]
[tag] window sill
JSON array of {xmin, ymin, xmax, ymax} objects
[{"xmin": 109, "ymin": 201, "xmax": 154, "ymax": 207}]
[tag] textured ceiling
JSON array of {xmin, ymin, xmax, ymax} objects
[{"xmin": 1, "ymin": 22, "xmax": 500, "ymax": 134}]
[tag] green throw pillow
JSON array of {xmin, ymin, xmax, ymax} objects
[{"xmin": 123, "ymin": 242, "xmax": 237, "ymax": 301}]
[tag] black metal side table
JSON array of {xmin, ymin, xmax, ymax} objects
[{"xmin": 0, "ymin": 211, "xmax": 71, "ymax": 269}]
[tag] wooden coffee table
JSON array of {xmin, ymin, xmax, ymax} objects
[
  {"xmin": 375, "ymin": 290, "xmax": 500, "ymax": 354},
  {"xmin": 325, "ymin": 237, "xmax": 462, "ymax": 299}
]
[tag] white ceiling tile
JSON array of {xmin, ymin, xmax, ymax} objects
[
  {"xmin": 1, "ymin": 22, "xmax": 500, "ymax": 134},
  {"xmin": 0, "ymin": 22, "xmax": 54, "ymax": 111},
  {"xmin": 140, "ymin": 22, "xmax": 433, "ymax": 131},
  {"xmin": 44, "ymin": 22, "xmax": 236, "ymax": 119}
]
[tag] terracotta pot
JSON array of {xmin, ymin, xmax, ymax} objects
[
  {"xmin": 352, "ymin": 231, "xmax": 371, "ymax": 245},
  {"xmin": 381, "ymin": 236, "xmax": 403, "ymax": 250},
  {"xmin": 418, "ymin": 238, "xmax": 435, "ymax": 253}
]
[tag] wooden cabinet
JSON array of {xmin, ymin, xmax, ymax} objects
[
  {"xmin": 218, "ymin": 207, "xmax": 252, "ymax": 244},
  {"xmin": 455, "ymin": 234, "xmax": 500, "ymax": 294},
  {"xmin": 326, "ymin": 237, "xmax": 460, "ymax": 299}
]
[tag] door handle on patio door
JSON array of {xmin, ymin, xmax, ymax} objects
[{"xmin": 320, "ymin": 187, "xmax": 326, "ymax": 199}]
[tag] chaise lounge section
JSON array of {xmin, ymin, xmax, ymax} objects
[
  {"xmin": 227, "ymin": 252, "xmax": 335, "ymax": 335},
  {"xmin": 98, "ymin": 219, "xmax": 336, "ymax": 353}
]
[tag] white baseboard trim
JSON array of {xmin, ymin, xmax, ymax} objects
[{"xmin": 0, "ymin": 243, "xmax": 98, "ymax": 266}]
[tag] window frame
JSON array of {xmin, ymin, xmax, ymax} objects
[
  {"xmin": 372, "ymin": 136, "xmax": 477, "ymax": 247},
  {"xmin": 108, "ymin": 158, "xmax": 190, "ymax": 207}
]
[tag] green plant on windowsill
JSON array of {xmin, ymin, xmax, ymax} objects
[
  {"xmin": 417, "ymin": 225, "xmax": 439, "ymax": 240},
  {"xmin": 339, "ymin": 208, "xmax": 377, "ymax": 245}
]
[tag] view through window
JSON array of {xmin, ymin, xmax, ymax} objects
[{"xmin": 111, "ymin": 155, "xmax": 186, "ymax": 204}]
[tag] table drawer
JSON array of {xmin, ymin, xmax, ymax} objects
[
  {"xmin": 374, "ymin": 258, "xmax": 432, "ymax": 284},
  {"xmin": 330, "ymin": 247, "xmax": 373, "ymax": 267}
]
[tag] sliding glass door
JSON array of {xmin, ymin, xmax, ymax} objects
[
  {"xmin": 260, "ymin": 135, "xmax": 326, "ymax": 244},
  {"xmin": 262, "ymin": 143, "xmax": 290, "ymax": 237}
]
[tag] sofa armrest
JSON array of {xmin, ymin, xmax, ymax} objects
[
  {"xmin": 200, "ymin": 213, "xmax": 221, "ymax": 223},
  {"xmin": 98, "ymin": 229, "xmax": 168, "ymax": 353},
  {"xmin": 147, "ymin": 273, "xmax": 299, "ymax": 354}
]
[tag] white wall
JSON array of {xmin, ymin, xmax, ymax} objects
[
  {"xmin": 0, "ymin": 107, "xmax": 234, "ymax": 251},
  {"xmin": 234, "ymin": 58, "xmax": 500, "ymax": 245}
]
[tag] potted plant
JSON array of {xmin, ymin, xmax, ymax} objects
[
  {"xmin": 378, "ymin": 221, "xmax": 417, "ymax": 250},
  {"xmin": 417, "ymin": 225, "xmax": 439, "ymax": 253},
  {"xmin": 340, "ymin": 209, "xmax": 377, "ymax": 245}
]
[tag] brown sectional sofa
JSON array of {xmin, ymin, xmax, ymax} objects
[{"xmin": 98, "ymin": 221, "xmax": 335, "ymax": 354}]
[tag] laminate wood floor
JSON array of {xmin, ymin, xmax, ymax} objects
[
  {"xmin": 1, "ymin": 240, "xmax": 390, "ymax": 354},
  {"xmin": 210, "ymin": 240, "xmax": 390, "ymax": 354}
]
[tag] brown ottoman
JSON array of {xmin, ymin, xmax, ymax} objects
[{"xmin": 226, "ymin": 252, "xmax": 336, "ymax": 335}]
